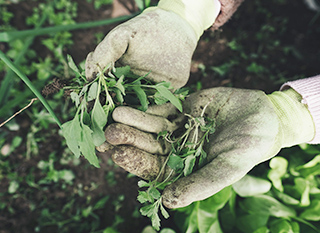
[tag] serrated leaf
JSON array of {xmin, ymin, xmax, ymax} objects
[
  {"xmin": 140, "ymin": 204, "xmax": 154, "ymax": 217},
  {"xmin": 79, "ymin": 124, "xmax": 100, "ymax": 168},
  {"xmin": 149, "ymin": 187, "xmax": 161, "ymax": 200},
  {"xmin": 155, "ymin": 84, "xmax": 182, "ymax": 112},
  {"xmin": 151, "ymin": 211, "xmax": 161, "ymax": 231},
  {"xmin": 137, "ymin": 191, "xmax": 150, "ymax": 204},
  {"xmin": 61, "ymin": 116, "xmax": 82, "ymax": 158},
  {"xmin": 160, "ymin": 204, "xmax": 170, "ymax": 219}
]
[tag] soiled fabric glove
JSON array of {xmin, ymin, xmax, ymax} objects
[
  {"xmin": 85, "ymin": 0, "xmax": 221, "ymax": 89},
  {"xmin": 100, "ymin": 87, "xmax": 315, "ymax": 209}
]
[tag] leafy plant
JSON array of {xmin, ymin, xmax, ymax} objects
[
  {"xmin": 174, "ymin": 144, "xmax": 320, "ymax": 233},
  {"xmin": 62, "ymin": 56, "xmax": 185, "ymax": 168},
  {"xmin": 137, "ymin": 100, "xmax": 216, "ymax": 230}
]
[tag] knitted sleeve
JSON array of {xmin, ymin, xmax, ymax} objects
[{"xmin": 280, "ymin": 75, "xmax": 320, "ymax": 144}]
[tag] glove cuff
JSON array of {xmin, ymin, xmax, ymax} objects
[
  {"xmin": 267, "ymin": 89, "xmax": 315, "ymax": 148},
  {"xmin": 280, "ymin": 75, "xmax": 320, "ymax": 144},
  {"xmin": 156, "ymin": 0, "xmax": 221, "ymax": 39}
]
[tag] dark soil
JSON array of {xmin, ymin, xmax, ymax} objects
[{"xmin": 1, "ymin": 0, "xmax": 319, "ymax": 232}]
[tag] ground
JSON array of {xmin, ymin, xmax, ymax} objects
[{"xmin": 0, "ymin": 0, "xmax": 319, "ymax": 232}]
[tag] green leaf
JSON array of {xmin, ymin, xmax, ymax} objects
[
  {"xmin": 160, "ymin": 203, "xmax": 170, "ymax": 219},
  {"xmin": 93, "ymin": 195, "xmax": 110, "ymax": 210},
  {"xmin": 269, "ymin": 219, "xmax": 297, "ymax": 233},
  {"xmin": 155, "ymin": 84, "xmax": 182, "ymax": 112},
  {"xmin": 113, "ymin": 65, "xmax": 131, "ymax": 78},
  {"xmin": 138, "ymin": 180, "xmax": 150, "ymax": 188},
  {"xmin": 232, "ymin": 175, "xmax": 271, "ymax": 197},
  {"xmin": 140, "ymin": 204, "xmax": 154, "ymax": 217},
  {"xmin": 61, "ymin": 116, "xmax": 82, "ymax": 158},
  {"xmin": 253, "ymin": 226, "xmax": 269, "ymax": 233},
  {"xmin": 114, "ymin": 88, "xmax": 124, "ymax": 104},
  {"xmin": 274, "ymin": 189, "xmax": 300, "ymax": 205},
  {"xmin": 78, "ymin": 124, "xmax": 100, "ymax": 168},
  {"xmin": 87, "ymin": 82, "xmax": 98, "ymax": 101},
  {"xmin": 198, "ymin": 211, "xmax": 222, "ymax": 233},
  {"xmin": 236, "ymin": 214, "xmax": 269, "ymax": 233},
  {"xmin": 67, "ymin": 54, "xmax": 82, "ymax": 77},
  {"xmin": 268, "ymin": 156, "xmax": 288, "ymax": 192},
  {"xmin": 294, "ymin": 177, "xmax": 310, "ymax": 206},
  {"xmin": 151, "ymin": 211, "xmax": 161, "ymax": 231},
  {"xmin": 149, "ymin": 187, "xmax": 161, "ymax": 200},
  {"xmin": 132, "ymin": 85, "xmax": 149, "ymax": 111},
  {"xmin": 240, "ymin": 195, "xmax": 296, "ymax": 218},
  {"xmin": 300, "ymin": 199, "xmax": 320, "ymax": 221},
  {"xmin": 137, "ymin": 191, "xmax": 150, "ymax": 204},
  {"xmin": 115, "ymin": 75, "xmax": 125, "ymax": 95},
  {"xmin": 70, "ymin": 92, "xmax": 80, "ymax": 107},
  {"xmin": 167, "ymin": 154, "xmax": 184, "ymax": 172},
  {"xmin": 184, "ymin": 156, "xmax": 196, "ymax": 177},
  {"xmin": 91, "ymin": 99, "xmax": 108, "ymax": 146}
]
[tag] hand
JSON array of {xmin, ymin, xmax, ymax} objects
[
  {"xmin": 85, "ymin": 7, "xmax": 198, "ymax": 89},
  {"xmin": 100, "ymin": 87, "xmax": 315, "ymax": 209}
]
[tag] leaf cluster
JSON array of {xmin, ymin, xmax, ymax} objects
[
  {"xmin": 138, "ymin": 109, "xmax": 217, "ymax": 230},
  {"xmin": 62, "ymin": 55, "xmax": 186, "ymax": 168},
  {"xmin": 175, "ymin": 144, "xmax": 320, "ymax": 233}
]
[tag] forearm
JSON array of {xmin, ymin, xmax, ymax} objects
[{"xmin": 280, "ymin": 75, "xmax": 320, "ymax": 144}]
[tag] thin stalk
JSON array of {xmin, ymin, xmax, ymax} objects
[{"xmin": 0, "ymin": 51, "xmax": 62, "ymax": 128}]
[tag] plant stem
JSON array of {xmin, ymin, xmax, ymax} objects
[{"xmin": 0, "ymin": 51, "xmax": 62, "ymax": 128}]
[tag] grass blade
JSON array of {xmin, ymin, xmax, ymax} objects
[{"xmin": 0, "ymin": 50, "xmax": 62, "ymax": 128}]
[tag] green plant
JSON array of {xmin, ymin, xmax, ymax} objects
[
  {"xmin": 62, "ymin": 56, "xmax": 186, "ymax": 168},
  {"xmin": 174, "ymin": 144, "xmax": 320, "ymax": 233}
]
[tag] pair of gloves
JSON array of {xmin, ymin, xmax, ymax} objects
[{"xmin": 85, "ymin": 0, "xmax": 316, "ymax": 209}]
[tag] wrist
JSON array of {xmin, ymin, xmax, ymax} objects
[
  {"xmin": 267, "ymin": 88, "xmax": 315, "ymax": 147},
  {"xmin": 156, "ymin": 0, "xmax": 221, "ymax": 39},
  {"xmin": 280, "ymin": 75, "xmax": 320, "ymax": 144}
]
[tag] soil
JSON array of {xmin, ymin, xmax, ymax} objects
[{"xmin": 1, "ymin": 0, "xmax": 319, "ymax": 233}]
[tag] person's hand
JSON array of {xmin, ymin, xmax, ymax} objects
[
  {"xmin": 85, "ymin": 0, "xmax": 221, "ymax": 89},
  {"xmin": 99, "ymin": 87, "xmax": 315, "ymax": 209}
]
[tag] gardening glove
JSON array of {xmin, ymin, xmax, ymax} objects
[
  {"xmin": 85, "ymin": 0, "xmax": 221, "ymax": 89},
  {"xmin": 101, "ymin": 87, "xmax": 315, "ymax": 209}
]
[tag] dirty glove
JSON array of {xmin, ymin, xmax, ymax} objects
[
  {"xmin": 100, "ymin": 87, "xmax": 315, "ymax": 208},
  {"xmin": 85, "ymin": 0, "xmax": 221, "ymax": 88}
]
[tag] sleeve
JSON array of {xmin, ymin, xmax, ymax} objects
[{"xmin": 280, "ymin": 75, "xmax": 320, "ymax": 144}]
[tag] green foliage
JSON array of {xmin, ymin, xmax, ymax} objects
[
  {"xmin": 175, "ymin": 144, "xmax": 320, "ymax": 233},
  {"xmin": 137, "ymin": 105, "xmax": 216, "ymax": 230},
  {"xmin": 62, "ymin": 56, "xmax": 185, "ymax": 168}
]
